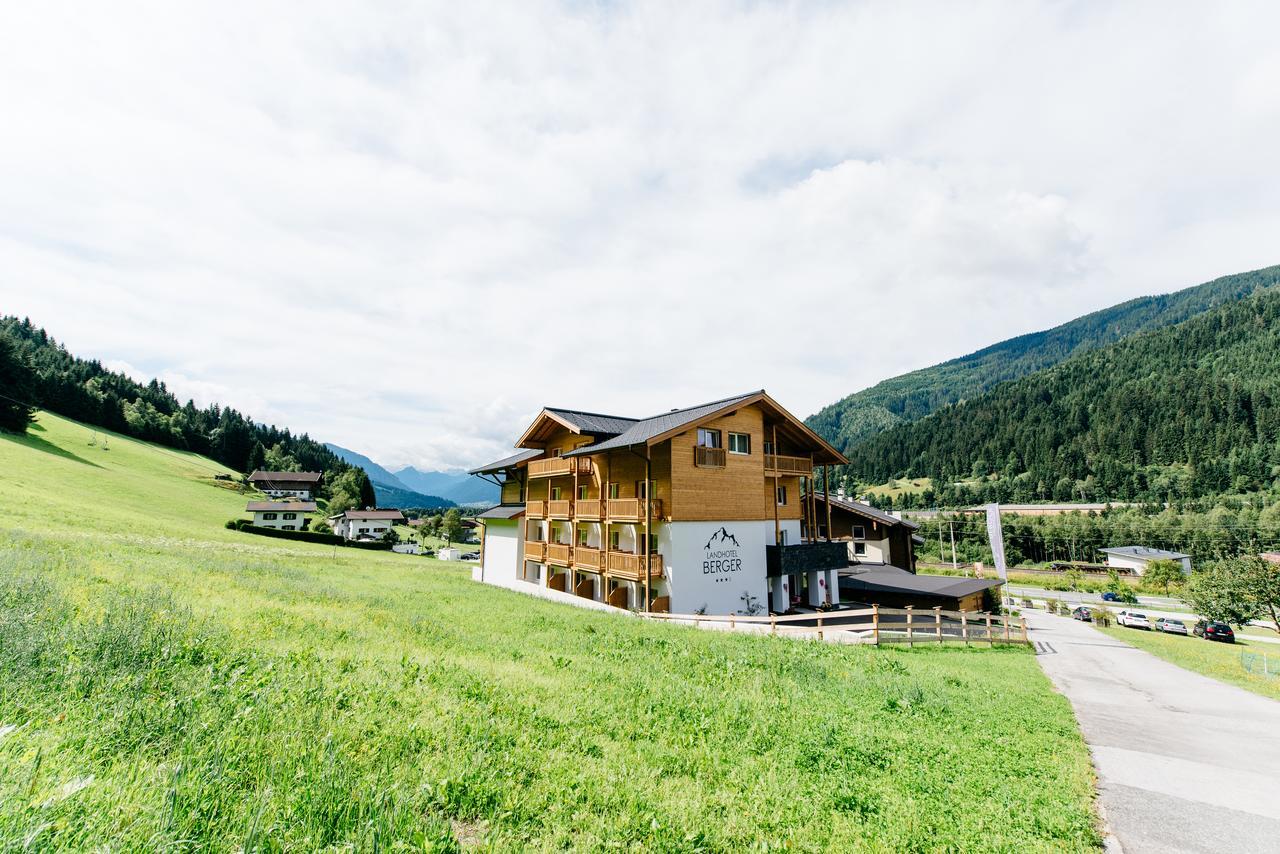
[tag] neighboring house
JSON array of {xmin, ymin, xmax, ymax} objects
[
  {"xmin": 249, "ymin": 470, "xmax": 323, "ymax": 500},
  {"xmin": 329, "ymin": 509, "xmax": 405, "ymax": 541},
  {"xmin": 468, "ymin": 390, "xmax": 849, "ymax": 615},
  {"xmin": 245, "ymin": 500, "xmax": 316, "ymax": 531},
  {"xmin": 810, "ymin": 492, "xmax": 919, "ymax": 569},
  {"xmin": 1100, "ymin": 546, "xmax": 1192, "ymax": 575}
]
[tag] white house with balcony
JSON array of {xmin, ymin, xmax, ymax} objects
[
  {"xmin": 1100, "ymin": 546, "xmax": 1192, "ymax": 575},
  {"xmin": 246, "ymin": 500, "xmax": 316, "ymax": 530},
  {"xmin": 329, "ymin": 509, "xmax": 405, "ymax": 541}
]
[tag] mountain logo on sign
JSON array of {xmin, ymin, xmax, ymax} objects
[{"xmin": 703, "ymin": 527, "xmax": 740, "ymax": 550}]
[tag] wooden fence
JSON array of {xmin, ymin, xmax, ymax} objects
[{"xmin": 642, "ymin": 605, "xmax": 1029, "ymax": 646}]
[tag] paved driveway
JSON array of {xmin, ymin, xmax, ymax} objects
[{"xmin": 1024, "ymin": 610, "xmax": 1280, "ymax": 853}]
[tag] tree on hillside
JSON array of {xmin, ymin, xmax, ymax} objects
[
  {"xmin": 441, "ymin": 508, "xmax": 464, "ymax": 545},
  {"xmin": 0, "ymin": 336, "xmax": 35, "ymax": 433},
  {"xmin": 326, "ymin": 470, "xmax": 366, "ymax": 514},
  {"xmin": 263, "ymin": 442, "xmax": 300, "ymax": 472},
  {"xmin": 1143, "ymin": 559, "xmax": 1185, "ymax": 596},
  {"xmin": 246, "ymin": 441, "xmax": 266, "ymax": 472},
  {"xmin": 1184, "ymin": 560, "xmax": 1261, "ymax": 626}
]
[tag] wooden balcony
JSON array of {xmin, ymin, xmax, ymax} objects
[
  {"xmin": 607, "ymin": 498, "xmax": 663, "ymax": 522},
  {"xmin": 694, "ymin": 446, "xmax": 726, "ymax": 468},
  {"xmin": 764, "ymin": 453, "xmax": 813, "ymax": 477},
  {"xmin": 528, "ymin": 457, "xmax": 594, "ymax": 478},
  {"xmin": 547, "ymin": 500, "xmax": 572, "ymax": 519},
  {"xmin": 546, "ymin": 542, "xmax": 572, "ymax": 565},
  {"xmin": 524, "ymin": 540, "xmax": 546, "ymax": 561},
  {"xmin": 606, "ymin": 551, "xmax": 664, "ymax": 581},
  {"xmin": 525, "ymin": 500, "xmax": 545, "ymax": 518},
  {"xmin": 575, "ymin": 546, "xmax": 602, "ymax": 570},
  {"xmin": 575, "ymin": 499, "xmax": 604, "ymax": 521}
]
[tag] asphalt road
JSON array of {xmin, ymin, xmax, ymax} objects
[{"xmin": 1025, "ymin": 610, "xmax": 1280, "ymax": 853}]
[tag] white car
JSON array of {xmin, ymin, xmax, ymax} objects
[{"xmin": 1116, "ymin": 610, "xmax": 1151, "ymax": 630}]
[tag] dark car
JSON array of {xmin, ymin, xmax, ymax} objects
[
  {"xmin": 1100, "ymin": 592, "xmax": 1120, "ymax": 602},
  {"xmin": 1193, "ymin": 620, "xmax": 1235, "ymax": 643},
  {"xmin": 1072, "ymin": 606, "xmax": 1093, "ymax": 622}
]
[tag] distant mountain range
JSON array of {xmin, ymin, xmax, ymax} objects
[
  {"xmin": 323, "ymin": 443, "xmax": 498, "ymax": 507},
  {"xmin": 807, "ymin": 265, "xmax": 1280, "ymax": 456}
]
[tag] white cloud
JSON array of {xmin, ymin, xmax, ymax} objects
[{"xmin": 1, "ymin": 0, "xmax": 1277, "ymax": 471}]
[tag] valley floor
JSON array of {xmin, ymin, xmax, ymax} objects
[{"xmin": 0, "ymin": 415, "xmax": 1100, "ymax": 850}]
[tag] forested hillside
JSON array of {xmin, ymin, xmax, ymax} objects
[
  {"xmin": 844, "ymin": 286, "xmax": 1280, "ymax": 506},
  {"xmin": 808, "ymin": 265, "xmax": 1280, "ymax": 454},
  {"xmin": 0, "ymin": 316, "xmax": 359, "ymax": 483}
]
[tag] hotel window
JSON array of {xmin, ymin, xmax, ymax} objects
[
  {"xmin": 697, "ymin": 428, "xmax": 722, "ymax": 448},
  {"xmin": 551, "ymin": 486, "xmax": 562, "ymax": 500},
  {"xmin": 728, "ymin": 432, "xmax": 751, "ymax": 455},
  {"xmin": 635, "ymin": 479, "xmax": 655, "ymax": 499},
  {"xmin": 852, "ymin": 525, "xmax": 866, "ymax": 540},
  {"xmin": 284, "ymin": 513, "xmax": 297, "ymax": 520},
  {"xmin": 776, "ymin": 486, "xmax": 788, "ymax": 506},
  {"xmin": 578, "ymin": 527, "xmax": 589, "ymax": 546},
  {"xmin": 550, "ymin": 448, "xmax": 562, "ymax": 457},
  {"xmin": 853, "ymin": 542, "xmax": 867, "ymax": 556},
  {"xmin": 609, "ymin": 530, "xmax": 621, "ymax": 550},
  {"xmin": 577, "ymin": 485, "xmax": 588, "ymax": 500},
  {"xmin": 763, "ymin": 440, "xmax": 775, "ymax": 455},
  {"xmin": 648, "ymin": 533, "xmax": 658, "ymax": 553},
  {"xmin": 607, "ymin": 482, "xmax": 620, "ymax": 499}
]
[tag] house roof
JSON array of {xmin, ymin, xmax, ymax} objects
[
  {"xmin": 468, "ymin": 448, "xmax": 544, "ymax": 475},
  {"xmin": 559, "ymin": 390, "xmax": 848, "ymax": 464},
  {"xmin": 813, "ymin": 494, "xmax": 920, "ymax": 530},
  {"xmin": 332, "ymin": 509, "xmax": 405, "ymax": 521},
  {"xmin": 249, "ymin": 470, "xmax": 323, "ymax": 484},
  {"xmin": 245, "ymin": 501, "xmax": 317, "ymax": 512},
  {"xmin": 543, "ymin": 408, "xmax": 638, "ymax": 436},
  {"xmin": 1101, "ymin": 546, "xmax": 1191, "ymax": 561},
  {"xmin": 841, "ymin": 565, "xmax": 1004, "ymax": 600},
  {"xmin": 476, "ymin": 504, "xmax": 526, "ymax": 520}
]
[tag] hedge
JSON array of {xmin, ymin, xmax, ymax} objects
[{"xmin": 226, "ymin": 519, "xmax": 393, "ymax": 550}]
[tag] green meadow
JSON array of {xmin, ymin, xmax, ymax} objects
[{"xmin": 0, "ymin": 413, "xmax": 1100, "ymax": 851}]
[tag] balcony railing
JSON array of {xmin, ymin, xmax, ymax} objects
[
  {"xmin": 575, "ymin": 500, "xmax": 604, "ymax": 521},
  {"xmin": 575, "ymin": 546, "xmax": 602, "ymax": 570},
  {"xmin": 547, "ymin": 500, "xmax": 572, "ymax": 519},
  {"xmin": 765, "ymin": 541, "xmax": 848, "ymax": 577},
  {"xmin": 694, "ymin": 446, "xmax": 726, "ymax": 468},
  {"xmin": 764, "ymin": 454, "xmax": 813, "ymax": 477},
  {"xmin": 524, "ymin": 540, "xmax": 546, "ymax": 561},
  {"xmin": 546, "ymin": 542, "xmax": 572, "ymax": 565},
  {"xmin": 525, "ymin": 500, "xmax": 545, "ymax": 518},
  {"xmin": 606, "ymin": 498, "xmax": 663, "ymax": 522},
  {"xmin": 606, "ymin": 551, "xmax": 664, "ymax": 580},
  {"xmin": 528, "ymin": 457, "xmax": 594, "ymax": 478}
]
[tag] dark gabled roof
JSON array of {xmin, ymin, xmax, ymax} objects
[
  {"xmin": 841, "ymin": 566, "xmax": 1003, "ymax": 599},
  {"xmin": 249, "ymin": 470, "xmax": 323, "ymax": 484},
  {"xmin": 543, "ymin": 408, "xmax": 637, "ymax": 436},
  {"xmin": 246, "ymin": 501, "xmax": 317, "ymax": 512},
  {"xmin": 468, "ymin": 448, "xmax": 543, "ymax": 475},
  {"xmin": 1101, "ymin": 546, "xmax": 1191, "ymax": 561},
  {"xmin": 814, "ymin": 494, "xmax": 920, "ymax": 530},
  {"xmin": 562, "ymin": 391, "xmax": 765, "ymax": 456},
  {"xmin": 476, "ymin": 504, "xmax": 526, "ymax": 520},
  {"xmin": 332, "ymin": 509, "xmax": 405, "ymax": 521}
]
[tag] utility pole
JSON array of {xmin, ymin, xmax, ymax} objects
[{"xmin": 949, "ymin": 520, "xmax": 958, "ymax": 571}]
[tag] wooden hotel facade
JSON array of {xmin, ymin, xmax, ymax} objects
[{"xmin": 470, "ymin": 390, "xmax": 850, "ymax": 615}]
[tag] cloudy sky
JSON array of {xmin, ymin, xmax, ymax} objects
[{"xmin": 2, "ymin": 1, "xmax": 1278, "ymax": 472}]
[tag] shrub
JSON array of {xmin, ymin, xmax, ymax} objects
[{"xmin": 226, "ymin": 520, "xmax": 392, "ymax": 550}]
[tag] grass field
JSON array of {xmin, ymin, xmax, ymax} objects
[
  {"xmin": 1097, "ymin": 625, "xmax": 1280, "ymax": 702},
  {"xmin": 0, "ymin": 413, "xmax": 1101, "ymax": 850}
]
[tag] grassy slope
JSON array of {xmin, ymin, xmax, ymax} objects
[
  {"xmin": 1096, "ymin": 626, "xmax": 1280, "ymax": 702},
  {"xmin": 0, "ymin": 413, "xmax": 1099, "ymax": 851}
]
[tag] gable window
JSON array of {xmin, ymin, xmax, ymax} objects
[
  {"xmin": 697, "ymin": 428, "xmax": 722, "ymax": 448},
  {"xmin": 776, "ymin": 486, "xmax": 788, "ymax": 506},
  {"xmin": 728, "ymin": 432, "xmax": 751, "ymax": 455},
  {"xmin": 852, "ymin": 525, "xmax": 866, "ymax": 540}
]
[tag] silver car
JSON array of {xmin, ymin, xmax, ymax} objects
[{"xmin": 1155, "ymin": 617, "xmax": 1188, "ymax": 635}]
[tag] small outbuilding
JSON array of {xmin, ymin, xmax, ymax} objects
[
  {"xmin": 1100, "ymin": 546, "xmax": 1191, "ymax": 576},
  {"xmin": 245, "ymin": 500, "xmax": 316, "ymax": 531},
  {"xmin": 840, "ymin": 566, "xmax": 1004, "ymax": 613}
]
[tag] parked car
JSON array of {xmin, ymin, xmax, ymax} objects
[
  {"xmin": 1154, "ymin": 617, "xmax": 1189, "ymax": 635},
  {"xmin": 1193, "ymin": 620, "xmax": 1235, "ymax": 643},
  {"xmin": 1100, "ymin": 591, "xmax": 1120, "ymax": 602},
  {"xmin": 461, "ymin": 552, "xmax": 481, "ymax": 561},
  {"xmin": 1072, "ymin": 606, "xmax": 1093, "ymax": 622},
  {"xmin": 1116, "ymin": 610, "xmax": 1151, "ymax": 629}
]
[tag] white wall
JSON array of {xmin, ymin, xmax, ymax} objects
[
  {"xmin": 1107, "ymin": 554, "xmax": 1192, "ymax": 575},
  {"xmin": 661, "ymin": 520, "xmax": 776, "ymax": 616},
  {"xmin": 480, "ymin": 520, "xmax": 523, "ymax": 585},
  {"xmin": 259, "ymin": 487, "xmax": 313, "ymax": 500},
  {"xmin": 251, "ymin": 510, "xmax": 306, "ymax": 531}
]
